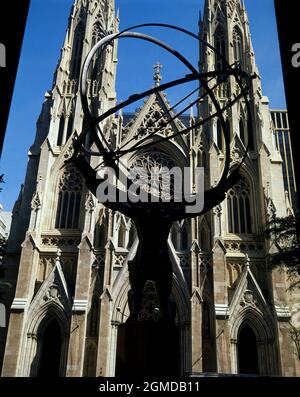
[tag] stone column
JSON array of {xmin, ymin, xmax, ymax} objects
[
  {"xmin": 212, "ymin": 239, "xmax": 231, "ymax": 373},
  {"xmin": 22, "ymin": 333, "xmax": 38, "ymax": 377},
  {"xmin": 96, "ymin": 210, "xmax": 114, "ymax": 376},
  {"xmin": 190, "ymin": 240, "xmax": 202, "ymax": 373},
  {"xmin": 180, "ymin": 321, "xmax": 191, "ymax": 376},
  {"xmin": 107, "ymin": 321, "xmax": 120, "ymax": 376},
  {"xmin": 66, "ymin": 234, "xmax": 94, "ymax": 377},
  {"xmin": 1, "ymin": 233, "xmax": 39, "ymax": 377},
  {"xmin": 230, "ymin": 338, "xmax": 238, "ymax": 374},
  {"xmin": 276, "ymin": 315, "xmax": 297, "ymax": 376},
  {"xmin": 269, "ymin": 256, "xmax": 296, "ymax": 376},
  {"xmin": 29, "ymin": 191, "xmax": 42, "ymax": 231},
  {"xmin": 96, "ymin": 287, "xmax": 113, "ymax": 376},
  {"xmin": 213, "ymin": 204, "xmax": 222, "ymax": 237}
]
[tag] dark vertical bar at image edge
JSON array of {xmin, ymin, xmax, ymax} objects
[
  {"xmin": 0, "ymin": 0, "xmax": 31, "ymax": 157},
  {"xmin": 274, "ymin": 0, "xmax": 300, "ymax": 236}
]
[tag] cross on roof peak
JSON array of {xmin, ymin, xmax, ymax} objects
[{"xmin": 153, "ymin": 62, "xmax": 163, "ymax": 86}]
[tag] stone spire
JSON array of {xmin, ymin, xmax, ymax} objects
[
  {"xmin": 198, "ymin": 0, "xmax": 265, "ymax": 151},
  {"xmin": 200, "ymin": 0, "xmax": 258, "ymax": 76},
  {"xmin": 46, "ymin": 0, "xmax": 118, "ymax": 148}
]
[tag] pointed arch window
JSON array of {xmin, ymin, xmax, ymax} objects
[
  {"xmin": 97, "ymin": 223, "xmax": 107, "ymax": 248},
  {"xmin": 82, "ymin": 117, "xmax": 94, "ymax": 148},
  {"xmin": 226, "ymin": 119, "xmax": 231, "ymax": 141},
  {"xmin": 239, "ymin": 118, "xmax": 245, "ymax": 146},
  {"xmin": 217, "ymin": 119, "xmax": 223, "ymax": 151},
  {"xmin": 117, "ymin": 219, "xmax": 127, "ymax": 248},
  {"xmin": 70, "ymin": 22, "xmax": 85, "ymax": 80},
  {"xmin": 201, "ymin": 151, "xmax": 207, "ymax": 168},
  {"xmin": 170, "ymin": 224, "xmax": 179, "ymax": 251},
  {"xmin": 91, "ymin": 22, "xmax": 105, "ymax": 50},
  {"xmin": 89, "ymin": 22, "xmax": 106, "ymax": 80},
  {"xmin": 66, "ymin": 114, "xmax": 74, "ymax": 142},
  {"xmin": 247, "ymin": 118, "xmax": 255, "ymax": 150},
  {"xmin": 239, "ymin": 110, "xmax": 255, "ymax": 150},
  {"xmin": 55, "ymin": 166, "xmax": 83, "ymax": 229},
  {"xmin": 94, "ymin": 210, "xmax": 108, "ymax": 249},
  {"xmin": 227, "ymin": 175, "xmax": 252, "ymax": 234},
  {"xmin": 217, "ymin": 119, "xmax": 231, "ymax": 150},
  {"xmin": 200, "ymin": 226, "xmax": 210, "ymax": 252},
  {"xmin": 171, "ymin": 227, "xmax": 177, "ymax": 249},
  {"xmin": 214, "ymin": 26, "xmax": 226, "ymax": 72},
  {"xmin": 181, "ymin": 222, "xmax": 190, "ymax": 251},
  {"xmin": 57, "ymin": 115, "xmax": 65, "ymax": 146},
  {"xmin": 233, "ymin": 26, "xmax": 243, "ymax": 65},
  {"xmin": 128, "ymin": 222, "xmax": 137, "ymax": 249}
]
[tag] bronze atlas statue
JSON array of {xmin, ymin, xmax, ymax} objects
[{"xmin": 69, "ymin": 24, "xmax": 256, "ymax": 376}]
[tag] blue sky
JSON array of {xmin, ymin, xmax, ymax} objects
[{"xmin": 0, "ymin": 0, "xmax": 286, "ymax": 211}]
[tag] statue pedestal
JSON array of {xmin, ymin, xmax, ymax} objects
[{"xmin": 115, "ymin": 321, "xmax": 180, "ymax": 377}]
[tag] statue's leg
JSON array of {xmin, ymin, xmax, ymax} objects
[
  {"xmin": 155, "ymin": 250, "xmax": 174, "ymax": 322},
  {"xmin": 127, "ymin": 256, "xmax": 145, "ymax": 321}
]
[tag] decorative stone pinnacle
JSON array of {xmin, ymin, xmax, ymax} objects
[
  {"xmin": 245, "ymin": 253, "xmax": 250, "ymax": 267},
  {"xmin": 56, "ymin": 248, "xmax": 62, "ymax": 265},
  {"xmin": 153, "ymin": 62, "xmax": 163, "ymax": 86},
  {"xmin": 190, "ymin": 105, "xmax": 194, "ymax": 119}
]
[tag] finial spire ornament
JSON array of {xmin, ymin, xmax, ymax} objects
[
  {"xmin": 153, "ymin": 62, "xmax": 163, "ymax": 86},
  {"xmin": 56, "ymin": 248, "xmax": 62, "ymax": 267},
  {"xmin": 190, "ymin": 104, "xmax": 194, "ymax": 119},
  {"xmin": 245, "ymin": 253, "xmax": 250, "ymax": 268}
]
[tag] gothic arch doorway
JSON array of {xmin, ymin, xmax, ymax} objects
[
  {"xmin": 37, "ymin": 319, "xmax": 63, "ymax": 377},
  {"xmin": 112, "ymin": 276, "xmax": 189, "ymax": 376},
  {"xmin": 237, "ymin": 323, "xmax": 259, "ymax": 375}
]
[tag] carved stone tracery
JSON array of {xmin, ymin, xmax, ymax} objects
[
  {"xmin": 59, "ymin": 165, "xmax": 83, "ymax": 192},
  {"xmin": 129, "ymin": 150, "xmax": 177, "ymax": 199},
  {"xmin": 136, "ymin": 101, "xmax": 173, "ymax": 138},
  {"xmin": 31, "ymin": 192, "xmax": 42, "ymax": 211}
]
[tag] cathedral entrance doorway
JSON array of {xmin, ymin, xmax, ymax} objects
[
  {"xmin": 37, "ymin": 319, "xmax": 62, "ymax": 377},
  {"xmin": 237, "ymin": 323, "xmax": 259, "ymax": 375}
]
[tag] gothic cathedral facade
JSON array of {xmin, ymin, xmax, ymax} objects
[{"xmin": 1, "ymin": 0, "xmax": 299, "ymax": 377}]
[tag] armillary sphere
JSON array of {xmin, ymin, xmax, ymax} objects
[{"xmin": 70, "ymin": 24, "xmax": 256, "ymax": 322}]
